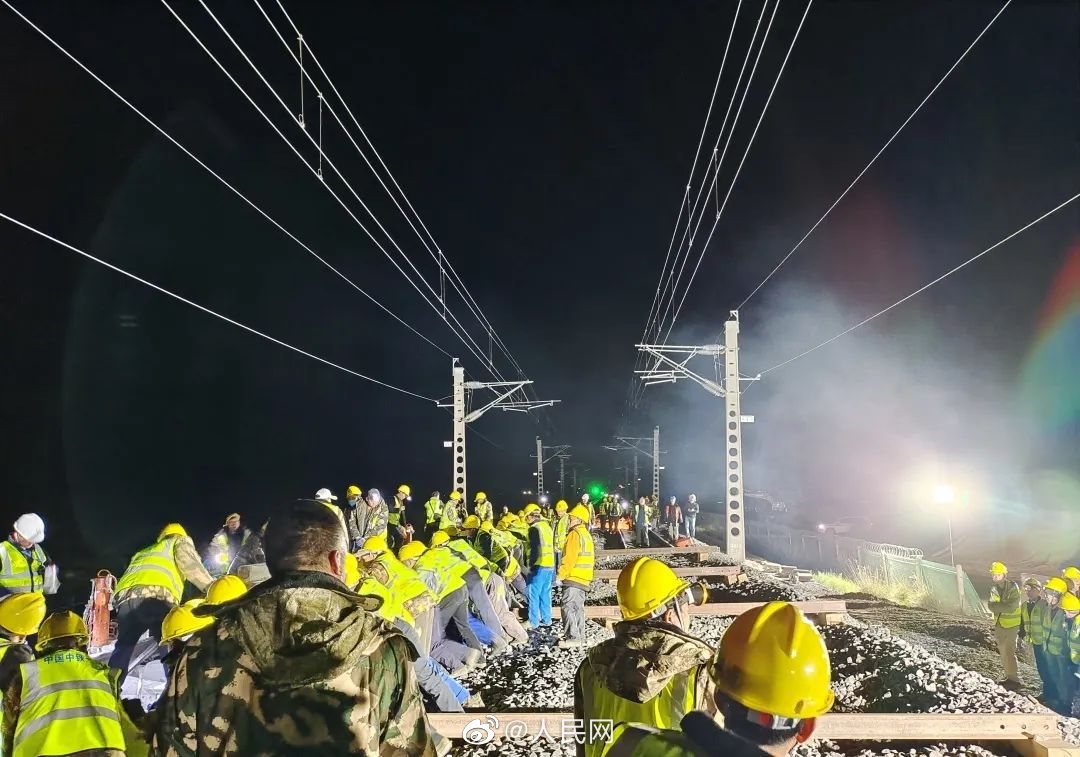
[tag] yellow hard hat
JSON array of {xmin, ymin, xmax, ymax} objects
[
  {"xmin": 35, "ymin": 611, "xmax": 88, "ymax": 652},
  {"xmin": 399, "ymin": 541, "xmax": 427, "ymax": 562},
  {"xmin": 710, "ymin": 602, "xmax": 834, "ymax": 720},
  {"xmin": 523, "ymin": 503, "xmax": 541, "ymax": 516},
  {"xmin": 617, "ymin": 557, "xmax": 690, "ymax": 621},
  {"xmin": 344, "ymin": 552, "xmax": 360, "ymax": 590},
  {"xmin": 1024, "ymin": 577, "xmax": 1043, "ymax": 590},
  {"xmin": 160, "ymin": 601, "xmax": 214, "ymax": 643},
  {"xmin": 1046, "ymin": 577, "xmax": 1069, "ymax": 594},
  {"xmin": 224, "ymin": 513, "xmax": 241, "ymax": 525},
  {"xmin": 1063, "ymin": 566, "xmax": 1080, "ymax": 582},
  {"xmin": 444, "ymin": 526, "xmax": 460, "ymax": 537},
  {"xmin": 159, "ymin": 523, "xmax": 188, "ymax": 540},
  {"xmin": 449, "ymin": 491, "xmax": 462, "ymax": 501},
  {"xmin": 398, "ymin": 484, "xmax": 411, "ymax": 497},
  {"xmin": 346, "ymin": 485, "xmax": 362, "ymax": 498},
  {"xmin": 990, "ymin": 561, "xmax": 1007, "ymax": 575},
  {"xmin": 479, "ymin": 520, "xmax": 494, "ymax": 533},
  {"xmin": 363, "ymin": 535, "xmax": 388, "ymax": 553},
  {"xmin": 569, "ymin": 505, "xmax": 591, "ymax": 522},
  {"xmin": 462, "ymin": 515, "xmax": 481, "ymax": 530},
  {"xmin": 474, "ymin": 491, "xmax": 487, "ymax": 502},
  {"xmin": 430, "ymin": 531, "xmax": 450, "ymax": 547},
  {"xmin": 496, "ymin": 517, "xmax": 511, "ymax": 530},
  {"xmin": 0, "ymin": 592, "xmax": 46, "ymax": 636},
  {"xmin": 556, "ymin": 500, "xmax": 568, "ymax": 513},
  {"xmin": 1061, "ymin": 593, "xmax": 1080, "ymax": 612},
  {"xmin": 206, "ymin": 575, "xmax": 248, "ymax": 605}
]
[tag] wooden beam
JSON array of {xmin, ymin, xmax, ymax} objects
[
  {"xmin": 428, "ymin": 712, "xmax": 1063, "ymax": 743},
  {"xmin": 593, "ymin": 566, "xmax": 741, "ymax": 582},
  {"xmin": 548, "ymin": 599, "xmax": 847, "ymax": 620}
]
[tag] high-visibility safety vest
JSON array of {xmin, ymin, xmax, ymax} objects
[
  {"xmin": 424, "ymin": 497, "xmax": 444, "ymax": 525},
  {"xmin": 475, "ymin": 529, "xmax": 507, "ymax": 564},
  {"xmin": 0, "ymin": 541, "xmax": 47, "ymax": 594},
  {"xmin": 115, "ymin": 536, "xmax": 185, "ymax": 603},
  {"xmin": 475, "ymin": 500, "xmax": 494, "ymax": 524},
  {"xmin": 1023, "ymin": 600, "xmax": 1049, "ymax": 646},
  {"xmin": 529, "ymin": 519, "xmax": 555, "ymax": 569},
  {"xmin": 357, "ymin": 576, "xmax": 415, "ymax": 627},
  {"xmin": 447, "ymin": 539, "xmax": 492, "ymax": 573},
  {"xmin": 1069, "ymin": 615, "xmax": 1080, "ymax": 665},
  {"xmin": 989, "ymin": 581, "xmax": 1022, "ymax": 629},
  {"xmin": 563, "ymin": 524, "xmax": 594, "ymax": 586},
  {"xmin": 377, "ymin": 555, "xmax": 436, "ymax": 615},
  {"xmin": 1046, "ymin": 608, "xmax": 1069, "ymax": 657},
  {"xmin": 554, "ymin": 515, "xmax": 570, "ymax": 552},
  {"xmin": 13, "ymin": 650, "xmax": 125, "ymax": 757},
  {"xmin": 388, "ymin": 500, "xmax": 404, "ymax": 527},
  {"xmin": 414, "ymin": 548, "xmax": 467, "ymax": 600},
  {"xmin": 439, "ymin": 501, "xmax": 463, "ymax": 530},
  {"xmin": 578, "ymin": 662, "xmax": 701, "ymax": 757}
]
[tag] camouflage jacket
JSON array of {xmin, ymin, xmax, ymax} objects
[
  {"xmin": 346, "ymin": 504, "xmax": 389, "ymax": 551},
  {"xmin": 581, "ymin": 619, "xmax": 716, "ymax": 712},
  {"xmin": 115, "ymin": 537, "xmax": 214, "ymax": 606},
  {"xmin": 150, "ymin": 570, "xmax": 439, "ymax": 756}
]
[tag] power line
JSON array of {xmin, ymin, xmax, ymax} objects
[
  {"xmin": 1, "ymin": 211, "xmax": 439, "ymax": 402},
  {"xmin": 161, "ymin": 0, "xmax": 508, "ymax": 382},
  {"xmin": 759, "ymin": 190, "xmax": 1080, "ymax": 375},
  {"xmin": 737, "ymin": 0, "xmax": 1013, "ymax": 311},
  {"xmin": 260, "ymin": 0, "xmax": 533, "ymax": 391},
  {"xmin": 657, "ymin": 0, "xmax": 813, "ymax": 350},
  {"xmin": 0, "ymin": 0, "xmax": 455, "ymax": 360}
]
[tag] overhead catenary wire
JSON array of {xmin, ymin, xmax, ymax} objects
[
  {"xmin": 161, "ymin": 0, "xmax": 508, "ymax": 384},
  {"xmin": 758, "ymin": 190, "xmax": 1080, "ymax": 375},
  {"xmin": 736, "ymin": 0, "xmax": 1014, "ymax": 311},
  {"xmin": 258, "ymin": 0, "xmax": 534, "ymax": 392},
  {"xmin": 0, "ymin": 0, "xmax": 456, "ymax": 361},
  {"xmin": 656, "ymin": 0, "xmax": 814, "ymax": 351},
  {"xmin": 1, "ymin": 211, "xmax": 438, "ymax": 403}
]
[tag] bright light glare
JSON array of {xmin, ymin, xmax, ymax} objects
[
  {"xmin": 933, "ymin": 485, "xmax": 956, "ymax": 505},
  {"xmin": 540, "ymin": 495, "xmax": 549, "ymax": 504},
  {"xmin": 817, "ymin": 523, "xmax": 826, "ymax": 532}
]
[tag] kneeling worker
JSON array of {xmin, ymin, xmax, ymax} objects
[
  {"xmin": 574, "ymin": 557, "xmax": 710, "ymax": 757},
  {"xmin": 604, "ymin": 602, "xmax": 834, "ymax": 757}
]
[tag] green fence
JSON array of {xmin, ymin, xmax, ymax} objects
[{"xmin": 748, "ymin": 522, "xmax": 988, "ymax": 617}]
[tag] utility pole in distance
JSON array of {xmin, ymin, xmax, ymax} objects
[
  {"xmin": 532, "ymin": 439, "xmax": 570, "ymax": 502},
  {"xmin": 635, "ymin": 311, "xmax": 758, "ymax": 562}
]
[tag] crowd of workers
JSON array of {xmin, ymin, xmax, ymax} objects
[
  {"xmin": 0, "ymin": 498, "xmax": 1076, "ymax": 755},
  {"xmin": 988, "ymin": 561, "xmax": 1080, "ymax": 715}
]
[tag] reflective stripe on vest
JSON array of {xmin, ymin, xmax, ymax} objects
[
  {"xmin": 415, "ymin": 549, "xmax": 467, "ymax": 599},
  {"xmin": 530, "ymin": 520, "xmax": 555, "ymax": 568},
  {"xmin": 475, "ymin": 530, "xmax": 509, "ymax": 566},
  {"xmin": 0, "ymin": 542, "xmax": 46, "ymax": 593},
  {"xmin": 14, "ymin": 651, "xmax": 124, "ymax": 757},
  {"xmin": 566, "ymin": 524, "xmax": 595, "ymax": 584},
  {"xmin": 115, "ymin": 537, "xmax": 185, "ymax": 602},
  {"xmin": 580, "ymin": 661, "xmax": 699, "ymax": 757},
  {"xmin": 425, "ymin": 498, "xmax": 443, "ymax": 525},
  {"xmin": 991, "ymin": 582, "xmax": 1022, "ymax": 628},
  {"xmin": 357, "ymin": 577, "xmax": 414, "ymax": 627},
  {"xmin": 1023, "ymin": 600, "xmax": 1049, "ymax": 646},
  {"xmin": 447, "ymin": 539, "xmax": 491, "ymax": 573},
  {"xmin": 379, "ymin": 555, "xmax": 436, "ymax": 615},
  {"xmin": 1069, "ymin": 616, "xmax": 1080, "ymax": 665}
]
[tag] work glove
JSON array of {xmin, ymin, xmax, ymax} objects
[{"xmin": 43, "ymin": 562, "xmax": 61, "ymax": 595}]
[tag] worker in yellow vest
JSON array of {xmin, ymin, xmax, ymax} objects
[
  {"xmin": 557, "ymin": 505, "xmax": 594, "ymax": 649},
  {"xmin": 109, "ymin": 523, "xmax": 213, "ymax": 682},
  {"xmin": 523, "ymin": 503, "xmax": 555, "ymax": 630},
  {"xmin": 4, "ymin": 611, "xmax": 146, "ymax": 757},
  {"xmin": 553, "ymin": 501, "xmax": 570, "ymax": 572},
  {"xmin": 387, "ymin": 484, "xmax": 412, "ymax": 551},
  {"xmin": 423, "ymin": 491, "xmax": 444, "ymax": 541},
  {"xmin": 603, "ymin": 602, "xmax": 834, "ymax": 757},
  {"xmin": 204, "ymin": 513, "xmax": 253, "ymax": 578},
  {"xmin": 1058, "ymin": 592, "xmax": 1080, "ymax": 715},
  {"xmin": 399, "ymin": 541, "xmax": 488, "ymax": 656},
  {"xmin": 1063, "ymin": 566, "xmax": 1080, "ymax": 595},
  {"xmin": 574, "ymin": 557, "xmax": 711, "ymax": 757},
  {"xmin": 430, "ymin": 531, "xmax": 510, "ymax": 653},
  {"xmin": 440, "ymin": 491, "xmax": 465, "ymax": 530},
  {"xmin": 1022, "ymin": 577, "xmax": 1052, "ymax": 703},
  {"xmin": 0, "ymin": 593, "xmax": 45, "ymax": 694},
  {"xmin": 473, "ymin": 491, "xmax": 494, "ymax": 524},
  {"xmin": 988, "ymin": 561, "xmax": 1022, "ymax": 689},
  {"xmin": 0, "ymin": 514, "xmax": 58, "ymax": 598}
]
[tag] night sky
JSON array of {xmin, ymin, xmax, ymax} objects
[{"xmin": 1, "ymin": 1, "xmax": 1077, "ymax": 566}]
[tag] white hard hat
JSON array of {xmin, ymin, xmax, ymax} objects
[
  {"xmin": 315, "ymin": 488, "xmax": 337, "ymax": 502},
  {"xmin": 13, "ymin": 514, "xmax": 45, "ymax": 545}
]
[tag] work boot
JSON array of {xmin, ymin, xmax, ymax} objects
[
  {"xmin": 558, "ymin": 639, "xmax": 585, "ymax": 649},
  {"xmin": 465, "ymin": 692, "xmax": 485, "ymax": 708},
  {"xmin": 521, "ymin": 621, "xmax": 534, "ymax": 630},
  {"xmin": 490, "ymin": 636, "xmax": 510, "ymax": 656},
  {"xmin": 449, "ymin": 664, "xmax": 470, "ymax": 678}
]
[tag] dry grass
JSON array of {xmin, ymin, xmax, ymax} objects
[{"xmin": 814, "ymin": 566, "xmax": 932, "ymax": 608}]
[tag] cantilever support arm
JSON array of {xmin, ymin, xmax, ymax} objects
[{"xmin": 465, "ymin": 382, "xmax": 528, "ymax": 422}]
